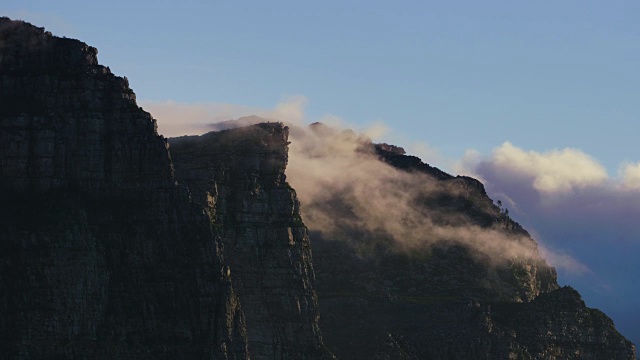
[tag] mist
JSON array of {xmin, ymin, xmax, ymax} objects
[
  {"xmin": 149, "ymin": 101, "xmax": 582, "ymax": 273},
  {"xmin": 285, "ymin": 123, "xmax": 544, "ymax": 268}
]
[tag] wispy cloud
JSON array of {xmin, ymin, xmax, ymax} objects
[
  {"xmin": 142, "ymin": 95, "xmax": 308, "ymax": 137},
  {"xmin": 286, "ymin": 126, "xmax": 539, "ymax": 263},
  {"xmin": 538, "ymin": 246, "xmax": 591, "ymax": 276},
  {"xmin": 144, "ymin": 98, "xmax": 591, "ymax": 277}
]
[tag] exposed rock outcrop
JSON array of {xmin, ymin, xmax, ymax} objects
[
  {"xmin": 169, "ymin": 124, "xmax": 333, "ymax": 359},
  {"xmin": 0, "ymin": 18, "xmax": 248, "ymax": 359}
]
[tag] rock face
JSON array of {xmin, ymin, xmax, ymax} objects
[
  {"xmin": 309, "ymin": 142, "xmax": 636, "ymax": 359},
  {"xmin": 0, "ymin": 18, "xmax": 248, "ymax": 359},
  {"xmin": 168, "ymin": 124, "xmax": 333, "ymax": 359},
  {"xmin": 492, "ymin": 286, "xmax": 636, "ymax": 359},
  {"xmin": 321, "ymin": 286, "xmax": 634, "ymax": 359},
  {"xmin": 0, "ymin": 17, "xmax": 635, "ymax": 360}
]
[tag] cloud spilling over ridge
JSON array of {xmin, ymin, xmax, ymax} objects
[
  {"xmin": 284, "ymin": 125, "xmax": 543, "ymax": 266},
  {"xmin": 142, "ymin": 95, "xmax": 307, "ymax": 137},
  {"xmin": 142, "ymin": 99, "xmax": 639, "ymax": 344},
  {"xmin": 294, "ymin": 128, "xmax": 638, "ymax": 344},
  {"xmin": 146, "ymin": 99, "xmax": 588, "ymax": 272},
  {"xmin": 538, "ymin": 247, "xmax": 591, "ymax": 277}
]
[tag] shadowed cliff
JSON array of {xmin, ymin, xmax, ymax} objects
[
  {"xmin": 0, "ymin": 17, "xmax": 635, "ymax": 360},
  {"xmin": 169, "ymin": 124, "xmax": 334, "ymax": 359},
  {"xmin": 0, "ymin": 17, "xmax": 248, "ymax": 359},
  {"xmin": 187, "ymin": 117, "xmax": 635, "ymax": 359}
]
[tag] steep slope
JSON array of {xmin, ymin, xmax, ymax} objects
[
  {"xmin": 1, "ymin": 17, "xmax": 634, "ymax": 360},
  {"xmin": 299, "ymin": 130, "xmax": 635, "ymax": 359},
  {"xmin": 0, "ymin": 18, "xmax": 248, "ymax": 359},
  {"xmin": 168, "ymin": 124, "xmax": 333, "ymax": 359}
]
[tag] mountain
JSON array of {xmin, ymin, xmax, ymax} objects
[
  {"xmin": 291, "ymin": 128, "xmax": 634, "ymax": 358},
  {"xmin": 0, "ymin": 17, "xmax": 636, "ymax": 360},
  {"xmin": 168, "ymin": 125, "xmax": 333, "ymax": 359},
  {"xmin": 0, "ymin": 17, "xmax": 248, "ymax": 359}
]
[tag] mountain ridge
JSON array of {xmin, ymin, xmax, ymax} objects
[
  {"xmin": 0, "ymin": 17, "xmax": 635, "ymax": 360},
  {"xmin": 0, "ymin": 16, "xmax": 248, "ymax": 359}
]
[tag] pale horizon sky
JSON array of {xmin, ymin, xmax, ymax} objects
[{"xmin": 4, "ymin": 0, "xmax": 639, "ymax": 348}]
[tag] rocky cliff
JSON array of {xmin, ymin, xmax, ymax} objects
[
  {"xmin": 167, "ymin": 116, "xmax": 635, "ymax": 359},
  {"xmin": 0, "ymin": 17, "xmax": 635, "ymax": 360},
  {"xmin": 0, "ymin": 18, "xmax": 247, "ymax": 359},
  {"xmin": 168, "ymin": 124, "xmax": 333, "ymax": 359}
]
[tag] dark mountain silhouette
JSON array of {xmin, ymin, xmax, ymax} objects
[{"xmin": 0, "ymin": 17, "xmax": 635, "ymax": 360}]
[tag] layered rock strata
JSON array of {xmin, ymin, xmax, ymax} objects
[
  {"xmin": 169, "ymin": 124, "xmax": 333, "ymax": 359},
  {"xmin": 0, "ymin": 18, "xmax": 248, "ymax": 359}
]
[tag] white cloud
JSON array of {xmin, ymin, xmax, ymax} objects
[
  {"xmin": 140, "ymin": 98, "xmax": 604, "ymax": 279},
  {"xmin": 620, "ymin": 162, "xmax": 640, "ymax": 191},
  {"xmin": 406, "ymin": 142, "xmax": 442, "ymax": 166},
  {"xmin": 141, "ymin": 96, "xmax": 308, "ymax": 137},
  {"xmin": 465, "ymin": 142, "xmax": 640, "ymax": 227},
  {"xmin": 286, "ymin": 124, "xmax": 548, "ymax": 268},
  {"xmin": 271, "ymin": 95, "xmax": 307, "ymax": 124},
  {"xmin": 362, "ymin": 122, "xmax": 390, "ymax": 141},
  {"xmin": 454, "ymin": 149, "xmax": 483, "ymax": 179},
  {"xmin": 539, "ymin": 246, "xmax": 591, "ymax": 276},
  {"xmin": 487, "ymin": 142, "xmax": 608, "ymax": 195}
]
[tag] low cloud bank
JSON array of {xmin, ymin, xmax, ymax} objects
[
  {"xmin": 460, "ymin": 142, "xmax": 640, "ymax": 237},
  {"xmin": 286, "ymin": 125, "xmax": 542, "ymax": 267},
  {"xmin": 479, "ymin": 142, "xmax": 608, "ymax": 194}
]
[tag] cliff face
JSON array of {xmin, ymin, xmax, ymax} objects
[
  {"xmin": 0, "ymin": 17, "xmax": 635, "ymax": 360},
  {"xmin": 0, "ymin": 19, "xmax": 167, "ymax": 194},
  {"xmin": 168, "ymin": 124, "xmax": 333, "ymax": 359},
  {"xmin": 0, "ymin": 18, "xmax": 248, "ymax": 359}
]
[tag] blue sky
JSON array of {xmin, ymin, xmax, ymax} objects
[
  {"xmin": 6, "ymin": 1, "xmax": 639, "ymax": 172},
  {"xmin": 5, "ymin": 0, "xmax": 639, "ymax": 347}
]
